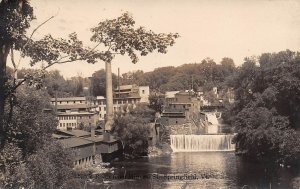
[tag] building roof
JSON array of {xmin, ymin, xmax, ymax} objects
[
  {"xmin": 96, "ymin": 96, "xmax": 141, "ymax": 101},
  {"xmin": 52, "ymin": 134, "xmax": 70, "ymax": 139},
  {"xmin": 56, "ymin": 129, "xmax": 91, "ymax": 137},
  {"xmin": 57, "ymin": 112, "xmax": 96, "ymax": 116},
  {"xmin": 115, "ymin": 85, "xmax": 134, "ymax": 91},
  {"xmin": 60, "ymin": 137, "xmax": 93, "ymax": 148},
  {"xmin": 56, "ymin": 104, "xmax": 89, "ymax": 110},
  {"xmin": 169, "ymin": 102, "xmax": 192, "ymax": 105},
  {"xmin": 50, "ymin": 97, "xmax": 86, "ymax": 102},
  {"xmin": 85, "ymin": 135, "xmax": 118, "ymax": 143},
  {"xmin": 165, "ymin": 91, "xmax": 180, "ymax": 98},
  {"xmin": 96, "ymin": 96, "xmax": 105, "ymax": 100}
]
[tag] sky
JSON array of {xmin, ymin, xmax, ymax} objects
[{"xmin": 8, "ymin": 0, "xmax": 300, "ymax": 78}]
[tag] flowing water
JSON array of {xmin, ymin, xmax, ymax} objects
[
  {"xmin": 86, "ymin": 152, "xmax": 299, "ymax": 189},
  {"xmin": 85, "ymin": 134, "xmax": 298, "ymax": 189},
  {"xmin": 170, "ymin": 134, "xmax": 235, "ymax": 152}
]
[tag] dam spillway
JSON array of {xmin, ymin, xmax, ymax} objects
[{"xmin": 170, "ymin": 134, "xmax": 235, "ymax": 152}]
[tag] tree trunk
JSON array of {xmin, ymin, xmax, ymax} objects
[
  {"xmin": 0, "ymin": 43, "xmax": 10, "ymax": 148},
  {"xmin": 105, "ymin": 61, "xmax": 114, "ymax": 131}
]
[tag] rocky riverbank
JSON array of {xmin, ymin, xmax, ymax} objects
[{"xmin": 148, "ymin": 143, "xmax": 173, "ymax": 157}]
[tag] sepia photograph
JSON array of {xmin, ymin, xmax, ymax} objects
[{"xmin": 0, "ymin": 0, "xmax": 300, "ymax": 188}]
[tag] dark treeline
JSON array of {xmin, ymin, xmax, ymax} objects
[
  {"xmin": 10, "ymin": 57, "xmax": 236, "ymax": 98},
  {"xmin": 120, "ymin": 57, "xmax": 236, "ymax": 93},
  {"xmin": 225, "ymin": 49, "xmax": 300, "ymax": 166}
]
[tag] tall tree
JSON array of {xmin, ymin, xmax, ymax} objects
[
  {"xmin": 0, "ymin": 0, "xmax": 109, "ymax": 148},
  {"xmin": 0, "ymin": 0, "xmax": 34, "ymax": 149},
  {"xmin": 228, "ymin": 50, "xmax": 300, "ymax": 165},
  {"xmin": 90, "ymin": 12, "xmax": 179, "ymax": 131}
]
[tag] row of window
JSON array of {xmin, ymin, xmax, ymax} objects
[
  {"xmin": 58, "ymin": 115, "xmax": 92, "ymax": 120},
  {"xmin": 52, "ymin": 100, "xmax": 85, "ymax": 105},
  {"xmin": 99, "ymin": 106, "xmax": 122, "ymax": 111},
  {"xmin": 58, "ymin": 122, "xmax": 93, "ymax": 127},
  {"xmin": 95, "ymin": 99, "xmax": 140, "ymax": 105},
  {"xmin": 59, "ymin": 122, "xmax": 77, "ymax": 127}
]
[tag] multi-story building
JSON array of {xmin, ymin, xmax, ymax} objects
[
  {"xmin": 93, "ymin": 85, "xmax": 150, "ymax": 120},
  {"xmin": 51, "ymin": 97, "xmax": 98, "ymax": 130},
  {"xmin": 51, "ymin": 85, "xmax": 150, "ymax": 123},
  {"xmin": 161, "ymin": 91, "xmax": 201, "ymax": 126},
  {"xmin": 50, "ymin": 97, "xmax": 86, "ymax": 106},
  {"xmin": 114, "ymin": 84, "xmax": 150, "ymax": 103}
]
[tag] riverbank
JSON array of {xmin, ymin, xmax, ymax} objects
[{"xmin": 148, "ymin": 143, "xmax": 173, "ymax": 157}]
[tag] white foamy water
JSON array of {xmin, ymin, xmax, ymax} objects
[{"xmin": 170, "ymin": 134, "xmax": 235, "ymax": 152}]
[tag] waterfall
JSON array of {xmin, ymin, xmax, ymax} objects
[{"xmin": 170, "ymin": 134, "xmax": 235, "ymax": 152}]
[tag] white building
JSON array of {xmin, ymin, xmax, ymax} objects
[
  {"xmin": 93, "ymin": 85, "xmax": 150, "ymax": 120},
  {"xmin": 50, "ymin": 98, "xmax": 98, "ymax": 130}
]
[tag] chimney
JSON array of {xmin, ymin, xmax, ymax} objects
[{"xmin": 91, "ymin": 127, "xmax": 95, "ymax": 139}]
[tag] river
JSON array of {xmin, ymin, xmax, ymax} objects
[{"xmin": 87, "ymin": 152, "xmax": 299, "ymax": 189}]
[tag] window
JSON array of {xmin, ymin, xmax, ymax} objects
[
  {"xmin": 104, "ymin": 107, "xmax": 106, "ymax": 111},
  {"xmin": 142, "ymin": 90, "xmax": 145, "ymax": 94},
  {"xmin": 99, "ymin": 107, "xmax": 101, "ymax": 111},
  {"xmin": 63, "ymin": 123, "xmax": 65, "ymax": 127}
]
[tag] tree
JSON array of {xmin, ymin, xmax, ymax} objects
[
  {"xmin": 90, "ymin": 69, "xmax": 117, "ymax": 97},
  {"xmin": 227, "ymin": 50, "xmax": 300, "ymax": 165},
  {"xmin": 0, "ymin": 85, "xmax": 74, "ymax": 188},
  {"xmin": 26, "ymin": 141, "xmax": 74, "ymax": 189},
  {"xmin": 121, "ymin": 70, "xmax": 145, "ymax": 86},
  {"xmin": 90, "ymin": 12, "xmax": 179, "ymax": 131},
  {"xmin": 0, "ymin": 0, "xmax": 111, "ymax": 149},
  {"xmin": 0, "ymin": 0, "xmax": 34, "ymax": 149},
  {"xmin": 112, "ymin": 104, "xmax": 155, "ymax": 158},
  {"xmin": 149, "ymin": 94, "xmax": 165, "ymax": 113},
  {"xmin": 7, "ymin": 86, "xmax": 57, "ymax": 155}
]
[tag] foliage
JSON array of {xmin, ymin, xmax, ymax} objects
[
  {"xmin": 0, "ymin": 143, "xmax": 31, "ymax": 189},
  {"xmin": 26, "ymin": 141, "xmax": 74, "ymax": 189},
  {"xmin": 90, "ymin": 12, "xmax": 179, "ymax": 64},
  {"xmin": 228, "ymin": 50, "xmax": 300, "ymax": 165},
  {"xmin": 112, "ymin": 104, "xmax": 155, "ymax": 157},
  {"xmin": 90, "ymin": 69, "xmax": 117, "ymax": 97},
  {"xmin": 119, "ymin": 58, "xmax": 237, "ymax": 93},
  {"xmin": 6, "ymin": 86, "xmax": 57, "ymax": 156},
  {"xmin": 0, "ymin": 85, "xmax": 73, "ymax": 188},
  {"xmin": 149, "ymin": 94, "xmax": 165, "ymax": 113}
]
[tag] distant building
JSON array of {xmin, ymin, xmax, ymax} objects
[
  {"xmin": 51, "ymin": 85, "xmax": 150, "ymax": 123},
  {"xmin": 93, "ymin": 84, "xmax": 150, "ymax": 120},
  {"xmin": 50, "ymin": 97, "xmax": 86, "ymax": 105},
  {"xmin": 161, "ymin": 91, "xmax": 201, "ymax": 126},
  {"xmin": 114, "ymin": 84, "xmax": 150, "ymax": 103},
  {"xmin": 51, "ymin": 97, "xmax": 98, "ymax": 130}
]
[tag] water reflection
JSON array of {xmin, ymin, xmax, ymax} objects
[{"xmin": 88, "ymin": 152, "xmax": 298, "ymax": 189}]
